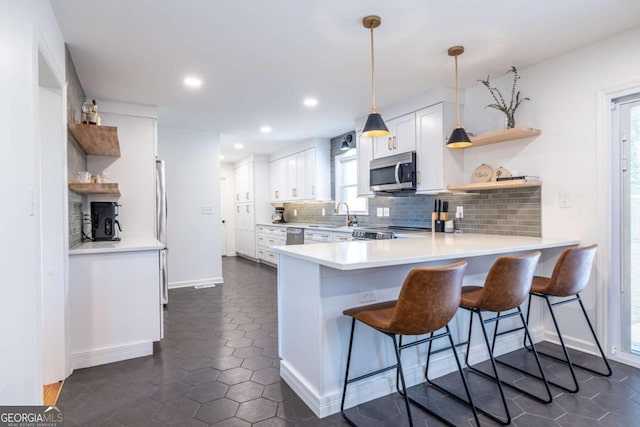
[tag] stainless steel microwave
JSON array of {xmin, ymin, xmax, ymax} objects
[{"xmin": 369, "ymin": 151, "xmax": 417, "ymax": 194}]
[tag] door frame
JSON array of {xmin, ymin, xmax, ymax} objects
[
  {"xmin": 596, "ymin": 81, "xmax": 640, "ymax": 367},
  {"xmin": 35, "ymin": 29, "xmax": 70, "ymax": 386}
]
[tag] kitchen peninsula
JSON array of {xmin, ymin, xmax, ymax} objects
[
  {"xmin": 271, "ymin": 233, "xmax": 579, "ymax": 418},
  {"xmin": 69, "ymin": 237, "xmax": 164, "ymax": 369}
]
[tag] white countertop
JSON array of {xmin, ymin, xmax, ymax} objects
[
  {"xmin": 70, "ymin": 236, "xmax": 164, "ymax": 255},
  {"xmin": 271, "ymin": 233, "xmax": 580, "ymax": 270},
  {"xmin": 258, "ymin": 223, "xmax": 374, "ymax": 233}
]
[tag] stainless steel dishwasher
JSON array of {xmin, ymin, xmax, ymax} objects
[{"xmin": 286, "ymin": 227, "xmax": 304, "ymax": 245}]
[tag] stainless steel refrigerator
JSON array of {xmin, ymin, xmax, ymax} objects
[{"xmin": 156, "ymin": 159, "xmax": 169, "ymax": 305}]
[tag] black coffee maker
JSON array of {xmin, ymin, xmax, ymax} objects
[{"xmin": 91, "ymin": 202, "xmax": 122, "ymax": 241}]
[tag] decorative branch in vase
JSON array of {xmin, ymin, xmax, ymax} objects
[{"xmin": 479, "ymin": 66, "xmax": 529, "ymax": 129}]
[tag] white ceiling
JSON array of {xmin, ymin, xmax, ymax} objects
[{"xmin": 51, "ymin": 0, "xmax": 640, "ymax": 162}]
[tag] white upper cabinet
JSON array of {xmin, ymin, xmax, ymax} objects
[
  {"xmin": 234, "ymin": 162, "xmax": 254, "ymax": 202},
  {"xmin": 415, "ymin": 103, "xmax": 464, "ymax": 193},
  {"xmin": 286, "ymin": 151, "xmax": 305, "ymax": 200},
  {"xmin": 269, "ymin": 139, "xmax": 330, "ymax": 202},
  {"xmin": 356, "ymin": 132, "xmax": 374, "ymax": 197},
  {"xmin": 372, "ymin": 113, "xmax": 416, "ymax": 159},
  {"xmin": 269, "ymin": 158, "xmax": 286, "ymax": 202}
]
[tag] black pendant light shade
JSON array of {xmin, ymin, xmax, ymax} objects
[
  {"xmin": 362, "ymin": 113, "xmax": 389, "ymax": 138},
  {"xmin": 446, "ymin": 45, "xmax": 473, "ymax": 148},
  {"xmin": 340, "ymin": 134, "xmax": 354, "ymax": 150},
  {"xmin": 447, "ymin": 126, "xmax": 472, "ymax": 148}
]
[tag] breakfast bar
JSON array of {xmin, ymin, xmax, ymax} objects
[{"xmin": 271, "ymin": 233, "xmax": 579, "ymax": 418}]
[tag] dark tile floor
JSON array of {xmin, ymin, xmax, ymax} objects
[{"xmin": 58, "ymin": 256, "xmax": 640, "ymax": 426}]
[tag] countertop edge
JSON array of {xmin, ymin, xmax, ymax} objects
[
  {"xmin": 69, "ymin": 237, "xmax": 165, "ymax": 255},
  {"xmin": 271, "ymin": 236, "xmax": 581, "ymax": 271}
]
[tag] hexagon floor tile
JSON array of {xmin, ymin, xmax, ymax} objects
[{"xmin": 57, "ymin": 257, "xmax": 640, "ymax": 426}]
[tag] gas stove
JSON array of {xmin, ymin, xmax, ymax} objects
[{"xmin": 351, "ymin": 225, "xmax": 431, "ymax": 240}]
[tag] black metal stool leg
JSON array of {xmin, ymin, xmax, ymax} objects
[
  {"xmin": 391, "ymin": 334, "xmax": 414, "ymax": 427},
  {"xmin": 577, "ymin": 295, "xmax": 612, "ymax": 376},
  {"xmin": 341, "ymin": 318, "xmax": 357, "ymax": 426}
]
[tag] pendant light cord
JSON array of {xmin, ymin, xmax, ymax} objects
[
  {"xmin": 370, "ymin": 26, "xmax": 377, "ymax": 113},
  {"xmin": 455, "ymin": 53, "xmax": 461, "ymax": 127}
]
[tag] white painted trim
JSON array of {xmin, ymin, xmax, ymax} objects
[
  {"xmin": 595, "ymin": 81, "xmax": 640, "ymax": 361},
  {"xmin": 96, "ymin": 99, "xmax": 158, "ymax": 118},
  {"xmin": 71, "ymin": 341, "xmax": 152, "ymax": 370},
  {"xmin": 168, "ymin": 277, "xmax": 224, "ymax": 289},
  {"xmin": 281, "ymin": 324, "xmax": 544, "ymax": 418},
  {"xmin": 543, "ymin": 329, "xmax": 598, "ymax": 356}
]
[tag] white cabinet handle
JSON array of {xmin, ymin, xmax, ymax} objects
[
  {"xmin": 388, "ymin": 137, "xmax": 392, "ymax": 150},
  {"xmin": 236, "ymin": 206, "xmax": 240, "ymax": 213},
  {"xmin": 245, "ymin": 205, "xmax": 250, "ymax": 213},
  {"xmin": 292, "ymin": 188, "xmax": 297, "ymax": 197},
  {"xmin": 393, "ymin": 136, "xmax": 397, "ymax": 149},
  {"xmin": 246, "ymin": 192, "xmax": 249, "ymax": 200},
  {"xmin": 236, "ymin": 193, "xmax": 239, "ymax": 201},
  {"xmin": 275, "ymin": 190, "xmax": 279, "ymax": 199},
  {"xmin": 311, "ymin": 185, "xmax": 315, "ymax": 196},
  {"xmin": 417, "ymin": 170, "xmax": 421, "ymax": 185}
]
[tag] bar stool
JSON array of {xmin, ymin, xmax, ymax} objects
[
  {"xmin": 340, "ymin": 261, "xmax": 480, "ymax": 427},
  {"xmin": 521, "ymin": 244, "xmax": 612, "ymax": 393},
  {"xmin": 443, "ymin": 252, "xmax": 552, "ymax": 426}
]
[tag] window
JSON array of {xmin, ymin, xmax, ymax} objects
[{"xmin": 335, "ymin": 149, "xmax": 368, "ymax": 215}]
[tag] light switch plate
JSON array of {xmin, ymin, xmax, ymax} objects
[
  {"xmin": 201, "ymin": 205, "xmax": 214, "ymax": 214},
  {"xmin": 377, "ymin": 208, "xmax": 383, "ymax": 217},
  {"xmin": 383, "ymin": 207, "xmax": 390, "ymax": 217},
  {"xmin": 294, "ymin": 209, "xmax": 298, "ymax": 216},
  {"xmin": 322, "ymin": 208, "xmax": 325, "ymax": 216}
]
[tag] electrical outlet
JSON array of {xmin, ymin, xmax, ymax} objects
[
  {"xmin": 294, "ymin": 209, "xmax": 298, "ymax": 216},
  {"xmin": 377, "ymin": 207, "xmax": 383, "ymax": 217},
  {"xmin": 359, "ymin": 289, "xmax": 377, "ymax": 303},
  {"xmin": 559, "ymin": 193, "xmax": 571, "ymax": 208},
  {"xmin": 383, "ymin": 207, "xmax": 390, "ymax": 217},
  {"xmin": 201, "ymin": 205, "xmax": 214, "ymax": 214},
  {"xmin": 322, "ymin": 208, "xmax": 325, "ymax": 216}
]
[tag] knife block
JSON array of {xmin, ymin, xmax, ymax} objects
[{"xmin": 433, "ymin": 212, "xmax": 448, "ymax": 232}]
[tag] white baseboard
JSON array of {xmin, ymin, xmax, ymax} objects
[
  {"xmin": 543, "ymin": 329, "xmax": 599, "ymax": 355},
  {"xmin": 281, "ymin": 326, "xmax": 545, "ymax": 418},
  {"xmin": 169, "ymin": 277, "xmax": 224, "ymax": 289},
  {"xmin": 71, "ymin": 341, "xmax": 152, "ymax": 370}
]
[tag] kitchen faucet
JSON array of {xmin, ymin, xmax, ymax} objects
[{"xmin": 335, "ymin": 202, "xmax": 351, "ymax": 227}]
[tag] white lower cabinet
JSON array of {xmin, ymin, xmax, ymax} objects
[
  {"xmin": 332, "ymin": 231, "xmax": 354, "ymax": 242},
  {"xmin": 235, "ymin": 203, "xmax": 256, "ymax": 258},
  {"xmin": 256, "ymin": 225, "xmax": 286, "ymax": 265},
  {"xmin": 304, "ymin": 230, "xmax": 333, "ymax": 244}
]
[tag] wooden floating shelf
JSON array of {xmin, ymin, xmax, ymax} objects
[
  {"xmin": 447, "ymin": 179, "xmax": 541, "ymax": 192},
  {"xmin": 463, "ymin": 127, "xmax": 542, "ymax": 148},
  {"xmin": 68, "ymin": 123, "xmax": 121, "ymax": 157},
  {"xmin": 69, "ymin": 183, "xmax": 121, "ymax": 196}
]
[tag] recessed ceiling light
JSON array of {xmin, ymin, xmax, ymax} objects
[
  {"xmin": 183, "ymin": 76, "xmax": 202, "ymax": 88},
  {"xmin": 234, "ymin": 143, "xmax": 243, "ymax": 149},
  {"xmin": 303, "ymin": 98, "xmax": 318, "ymax": 107},
  {"xmin": 219, "ymin": 155, "xmax": 224, "ymax": 160},
  {"xmin": 260, "ymin": 126, "xmax": 272, "ymax": 133}
]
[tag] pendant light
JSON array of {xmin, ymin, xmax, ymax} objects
[
  {"xmin": 446, "ymin": 46, "xmax": 473, "ymax": 148},
  {"xmin": 361, "ymin": 15, "xmax": 389, "ymax": 138},
  {"xmin": 340, "ymin": 134, "xmax": 353, "ymax": 151}
]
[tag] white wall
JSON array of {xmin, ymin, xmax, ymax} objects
[
  {"xmin": 87, "ymin": 103, "xmax": 158, "ymax": 238},
  {"xmin": 158, "ymin": 127, "xmax": 223, "ymax": 287},
  {"xmin": 462, "ymin": 27, "xmax": 640, "ymax": 351},
  {"xmin": 0, "ymin": 0, "xmax": 66, "ymax": 404}
]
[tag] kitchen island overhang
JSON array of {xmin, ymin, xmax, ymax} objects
[{"xmin": 271, "ymin": 234, "xmax": 579, "ymax": 418}]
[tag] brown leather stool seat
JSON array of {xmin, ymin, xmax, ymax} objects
[
  {"xmin": 521, "ymin": 244, "xmax": 612, "ymax": 393},
  {"xmin": 340, "ymin": 261, "xmax": 480, "ymax": 427},
  {"xmin": 442, "ymin": 252, "xmax": 552, "ymax": 426}
]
